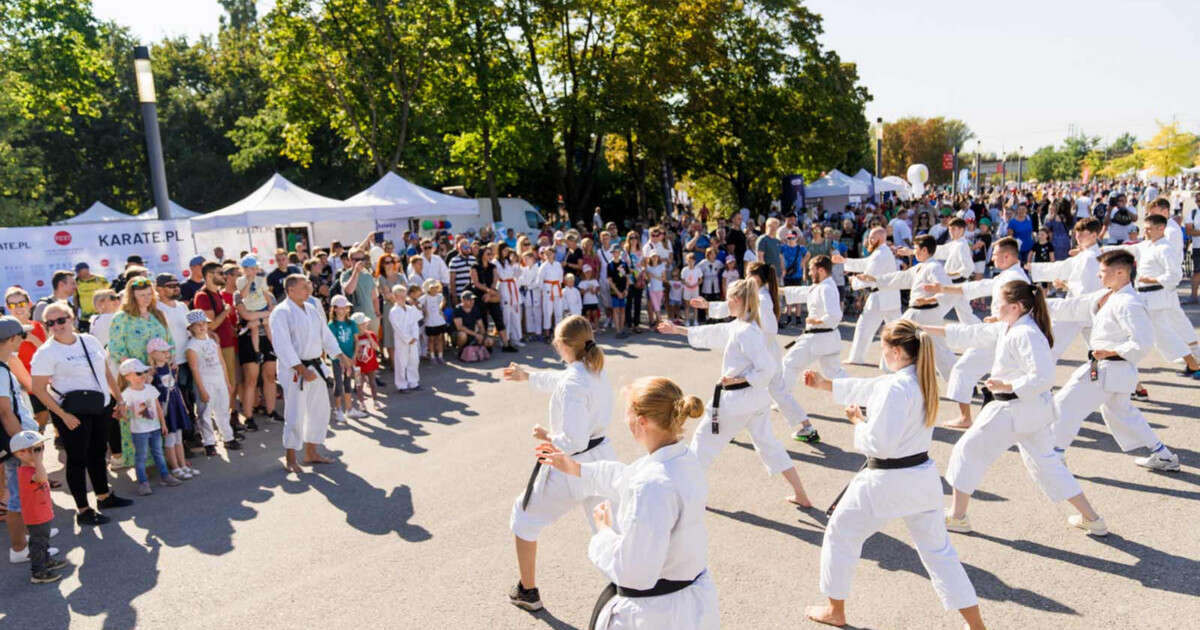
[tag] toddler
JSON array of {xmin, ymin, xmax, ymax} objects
[
  {"xmin": 327, "ymin": 295, "xmax": 360, "ymax": 421},
  {"xmin": 562, "ymin": 274, "xmax": 583, "ymax": 317},
  {"xmin": 351, "ymin": 311, "xmax": 380, "ymax": 405},
  {"xmin": 184, "ymin": 310, "xmax": 240, "ymax": 454},
  {"xmin": 721, "ymin": 257, "xmax": 740, "ymax": 299},
  {"xmin": 578, "ymin": 265, "xmax": 601, "ymax": 328},
  {"xmin": 88, "ymin": 289, "xmax": 119, "ymax": 348},
  {"xmin": 119, "ymin": 358, "xmax": 182, "ymax": 496},
  {"xmin": 389, "ymin": 284, "xmax": 422, "ymax": 392},
  {"xmin": 147, "ymin": 338, "xmax": 197, "ymax": 480},
  {"xmin": 420, "ymin": 279, "xmax": 447, "ymax": 363},
  {"xmin": 10, "ymin": 430, "xmax": 68, "ymax": 583},
  {"xmin": 668, "ymin": 268, "xmax": 684, "ymax": 322},
  {"xmin": 235, "ymin": 255, "xmax": 273, "ymax": 361}
]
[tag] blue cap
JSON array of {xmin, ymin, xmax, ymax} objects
[
  {"xmin": 188, "ymin": 255, "xmax": 206, "ymax": 267},
  {"xmin": 74, "ymin": 261, "xmax": 89, "ymax": 272},
  {"xmin": 240, "ymin": 255, "xmax": 258, "ymax": 268}
]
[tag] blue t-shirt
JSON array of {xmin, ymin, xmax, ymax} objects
[
  {"xmin": 1008, "ymin": 216, "xmax": 1034, "ymax": 254},
  {"xmin": 781, "ymin": 244, "xmax": 806, "ymax": 280},
  {"xmin": 328, "ymin": 319, "xmax": 357, "ymax": 357}
]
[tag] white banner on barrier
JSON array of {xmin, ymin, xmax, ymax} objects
[{"xmin": 0, "ymin": 220, "xmax": 197, "ymax": 298}]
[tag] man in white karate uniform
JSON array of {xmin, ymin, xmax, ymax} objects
[
  {"xmin": 931, "ymin": 218, "xmax": 980, "ymax": 324},
  {"xmin": 1147, "ymin": 197, "xmax": 1200, "ymax": 366},
  {"xmin": 1048, "ymin": 249, "xmax": 1180, "ymax": 471},
  {"xmin": 780, "ymin": 255, "xmax": 847, "ymax": 442},
  {"xmin": 269, "ymin": 274, "xmax": 348, "ymax": 473},
  {"xmin": 924, "ymin": 237, "xmax": 1029, "ymax": 429},
  {"xmin": 833, "ymin": 227, "xmax": 901, "ymax": 365},
  {"xmin": 1029, "ymin": 217, "xmax": 1103, "ymax": 359}
]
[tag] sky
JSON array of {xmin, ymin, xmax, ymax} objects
[{"xmin": 95, "ymin": 0, "xmax": 1200, "ymax": 154}]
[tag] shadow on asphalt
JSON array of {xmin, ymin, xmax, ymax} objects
[{"xmin": 706, "ymin": 507, "xmax": 1077, "ymax": 614}]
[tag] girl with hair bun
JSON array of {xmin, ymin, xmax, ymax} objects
[
  {"xmin": 801, "ymin": 319, "xmax": 983, "ymax": 629},
  {"xmin": 536, "ymin": 376, "xmax": 718, "ymax": 630},
  {"xmin": 658, "ymin": 278, "xmax": 812, "ymax": 507},
  {"xmin": 501, "ymin": 315, "xmax": 615, "ymax": 612},
  {"xmin": 922, "ymin": 280, "xmax": 1107, "ymax": 537}
]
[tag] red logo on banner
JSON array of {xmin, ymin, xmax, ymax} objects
[
  {"xmin": 268, "ymin": 259, "xmax": 275, "ymax": 266},
  {"xmin": 252, "ymin": 247, "xmax": 258, "ymax": 254},
  {"xmin": 53, "ymin": 231, "xmax": 72, "ymax": 246},
  {"xmin": 942, "ymin": 153, "xmax": 953, "ymax": 170},
  {"xmin": 36, "ymin": 280, "xmax": 44, "ymax": 287},
  {"xmin": 181, "ymin": 269, "xmax": 190, "ymax": 278},
  {"xmin": 100, "ymin": 259, "xmax": 110, "ymax": 267},
  {"xmin": 161, "ymin": 254, "xmax": 169, "ymax": 262}
]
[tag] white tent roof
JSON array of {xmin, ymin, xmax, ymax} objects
[
  {"xmin": 346, "ymin": 172, "xmax": 478, "ymax": 218},
  {"xmin": 55, "ymin": 201, "xmax": 130, "ymax": 224},
  {"xmin": 852, "ymin": 169, "xmax": 908, "ymax": 195},
  {"xmin": 191, "ymin": 173, "xmax": 375, "ymax": 231},
  {"xmin": 882, "ymin": 176, "xmax": 913, "ymax": 200},
  {"xmin": 805, "ymin": 171, "xmax": 869, "ymax": 198},
  {"xmin": 142, "ymin": 200, "xmax": 199, "ymax": 219}
]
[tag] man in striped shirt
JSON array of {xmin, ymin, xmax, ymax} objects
[{"xmin": 447, "ymin": 238, "xmax": 477, "ymax": 306}]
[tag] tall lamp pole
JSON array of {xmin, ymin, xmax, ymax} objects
[
  {"xmin": 874, "ymin": 117, "xmax": 883, "ymax": 176},
  {"xmin": 974, "ymin": 140, "xmax": 981, "ymax": 195},
  {"xmin": 134, "ymin": 46, "xmax": 171, "ymax": 220},
  {"xmin": 1017, "ymin": 145, "xmax": 1024, "ymax": 189}
]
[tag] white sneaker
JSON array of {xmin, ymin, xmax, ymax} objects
[
  {"xmin": 9, "ymin": 546, "xmax": 59, "ymax": 563},
  {"xmin": 185, "ymin": 466, "xmax": 200, "ymax": 476},
  {"xmin": 1135, "ymin": 451, "xmax": 1180, "ymax": 472},
  {"xmin": 333, "ymin": 409, "xmax": 346, "ymax": 423},
  {"xmin": 24, "ymin": 528, "xmax": 59, "ymax": 541},
  {"xmin": 109, "ymin": 455, "xmax": 128, "ymax": 470},
  {"xmin": 944, "ymin": 510, "xmax": 972, "ymax": 533},
  {"xmin": 347, "ymin": 408, "xmax": 368, "ymax": 419},
  {"xmin": 514, "ymin": 339, "xmax": 526, "ymax": 348},
  {"xmin": 171, "ymin": 468, "xmax": 192, "ymax": 480},
  {"xmin": 1068, "ymin": 514, "xmax": 1108, "ymax": 536}
]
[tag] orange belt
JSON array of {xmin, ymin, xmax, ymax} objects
[
  {"xmin": 544, "ymin": 280, "xmax": 562, "ymax": 300},
  {"xmin": 500, "ymin": 277, "xmax": 519, "ymax": 304}
]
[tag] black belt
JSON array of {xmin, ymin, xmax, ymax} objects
[
  {"xmin": 910, "ymin": 302, "xmax": 939, "ymax": 310},
  {"xmin": 1087, "ymin": 351, "xmax": 1124, "ymax": 362},
  {"xmin": 826, "ymin": 452, "xmax": 929, "ymax": 516},
  {"xmin": 588, "ymin": 573, "xmax": 704, "ymax": 629},
  {"xmin": 866, "ymin": 288, "xmax": 879, "ymax": 293},
  {"xmin": 951, "ymin": 277, "xmax": 967, "ymax": 284},
  {"xmin": 297, "ymin": 358, "xmax": 330, "ymax": 390},
  {"xmin": 521, "ymin": 435, "xmax": 605, "ymax": 511},
  {"xmin": 1088, "ymin": 351, "xmax": 1124, "ymax": 382},
  {"xmin": 783, "ymin": 328, "xmax": 834, "ymax": 349},
  {"xmin": 710, "ymin": 381, "xmax": 752, "ymax": 435},
  {"xmin": 1136, "ymin": 285, "xmax": 1162, "ymax": 292},
  {"xmin": 992, "ymin": 392, "xmax": 1018, "ymax": 401}
]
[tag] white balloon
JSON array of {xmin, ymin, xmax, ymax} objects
[{"xmin": 906, "ymin": 163, "xmax": 929, "ymax": 185}]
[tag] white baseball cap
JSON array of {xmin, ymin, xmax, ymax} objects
[
  {"xmin": 185, "ymin": 309, "xmax": 210, "ymax": 325},
  {"xmin": 331, "ymin": 295, "xmax": 351, "ymax": 308},
  {"xmin": 119, "ymin": 357, "xmax": 151, "ymax": 375},
  {"xmin": 349, "ymin": 312, "xmax": 369, "ymax": 324},
  {"xmin": 9, "ymin": 430, "xmax": 48, "ymax": 453}
]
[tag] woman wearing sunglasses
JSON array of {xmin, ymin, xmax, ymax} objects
[
  {"xmin": 30, "ymin": 301, "xmax": 133, "ymax": 526},
  {"xmin": 4, "ymin": 288, "xmax": 50, "ymax": 433}
]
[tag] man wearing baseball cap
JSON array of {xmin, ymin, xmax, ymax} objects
[
  {"xmin": 1, "ymin": 316, "xmax": 60, "ymax": 567},
  {"xmin": 74, "ymin": 262, "xmax": 109, "ymax": 326},
  {"xmin": 181, "ymin": 255, "xmax": 207, "ymax": 304}
]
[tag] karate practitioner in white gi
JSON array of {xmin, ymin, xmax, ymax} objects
[
  {"xmin": 536, "ymin": 377, "xmax": 719, "ymax": 630},
  {"xmin": 800, "ymin": 320, "xmax": 983, "ymax": 630},
  {"xmin": 657, "ymin": 279, "xmax": 812, "ymax": 507},
  {"xmin": 496, "ymin": 245, "xmax": 525, "ymax": 347},
  {"xmin": 832, "ymin": 228, "xmax": 901, "ymax": 364},
  {"xmin": 520, "ymin": 250, "xmax": 543, "ymax": 341},
  {"xmin": 923, "ymin": 237, "xmax": 1030, "ymax": 429},
  {"xmin": 1047, "ymin": 249, "xmax": 1181, "ymax": 471},
  {"xmin": 268, "ymin": 274, "xmax": 348, "ymax": 473},
  {"xmin": 931, "ymin": 218, "xmax": 981, "ymax": 324},
  {"xmin": 537, "ymin": 247, "xmax": 565, "ymax": 336},
  {"xmin": 1147, "ymin": 196, "xmax": 1200, "ymax": 366},
  {"xmin": 778, "ymin": 255, "xmax": 847, "ymax": 443},
  {"xmin": 503, "ymin": 315, "xmax": 616, "ymax": 612},
  {"xmin": 1028, "ymin": 217, "xmax": 1103, "ymax": 359},
  {"xmin": 860, "ymin": 234, "xmax": 957, "ymax": 379},
  {"xmin": 923, "ymin": 280, "xmax": 1108, "ymax": 537},
  {"xmin": 387, "ymin": 284, "xmax": 421, "ymax": 392}
]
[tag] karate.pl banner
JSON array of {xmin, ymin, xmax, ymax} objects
[{"xmin": 0, "ymin": 220, "xmax": 197, "ymax": 298}]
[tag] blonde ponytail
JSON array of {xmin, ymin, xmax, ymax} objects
[
  {"xmin": 627, "ymin": 377, "xmax": 704, "ymax": 437},
  {"xmin": 882, "ymin": 319, "xmax": 940, "ymax": 427},
  {"xmin": 555, "ymin": 314, "xmax": 604, "ymax": 373},
  {"xmin": 726, "ymin": 279, "xmax": 760, "ymax": 326}
]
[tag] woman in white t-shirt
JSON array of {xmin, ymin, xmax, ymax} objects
[{"xmin": 29, "ymin": 301, "xmax": 131, "ymax": 525}]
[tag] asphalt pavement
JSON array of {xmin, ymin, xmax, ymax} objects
[{"xmin": 1, "ymin": 297, "xmax": 1198, "ymax": 629}]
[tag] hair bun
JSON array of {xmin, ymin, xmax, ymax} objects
[{"xmin": 680, "ymin": 395, "xmax": 705, "ymax": 420}]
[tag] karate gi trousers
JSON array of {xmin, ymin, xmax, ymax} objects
[
  {"xmin": 1051, "ymin": 362, "xmax": 1159, "ymax": 452},
  {"xmin": 281, "ymin": 367, "xmax": 332, "ymax": 450}
]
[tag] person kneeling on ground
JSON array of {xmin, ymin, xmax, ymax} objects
[{"xmin": 452, "ymin": 292, "xmax": 496, "ymax": 352}]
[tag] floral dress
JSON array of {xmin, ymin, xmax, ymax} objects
[{"xmin": 107, "ymin": 312, "xmax": 173, "ymax": 366}]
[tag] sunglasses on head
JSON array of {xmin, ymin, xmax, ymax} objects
[
  {"xmin": 45, "ymin": 315, "xmax": 72, "ymax": 327},
  {"xmin": 128, "ymin": 278, "xmax": 152, "ymax": 288}
]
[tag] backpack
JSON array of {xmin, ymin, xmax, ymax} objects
[
  {"xmin": 1111, "ymin": 206, "xmax": 1133, "ymax": 226},
  {"xmin": 459, "ymin": 343, "xmax": 490, "ymax": 363}
]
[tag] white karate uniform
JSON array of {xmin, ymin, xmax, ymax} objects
[
  {"xmin": 754, "ymin": 287, "xmax": 808, "ymax": 428},
  {"xmin": 822, "ymin": 366, "xmax": 977, "ymax": 611},
  {"xmin": 1049, "ymin": 284, "xmax": 1163, "ymax": 452},
  {"xmin": 389, "ymin": 304, "xmax": 421, "ymax": 390},
  {"xmin": 933, "ymin": 237, "xmax": 980, "ymax": 324},
  {"xmin": 269, "ymin": 298, "xmax": 344, "ymax": 451},
  {"xmin": 538, "ymin": 261, "xmax": 564, "ymax": 330},
  {"xmin": 563, "ymin": 286, "xmax": 583, "ymax": 317},
  {"xmin": 781, "ymin": 277, "xmax": 847, "ymax": 388},
  {"xmin": 944, "ymin": 264, "xmax": 1030, "ymax": 404},
  {"xmin": 842, "ymin": 246, "xmax": 902, "ymax": 363},
  {"xmin": 1029, "ymin": 244, "xmax": 1101, "ymax": 358},
  {"xmin": 496, "ymin": 261, "xmax": 524, "ymax": 341},
  {"xmin": 581, "ymin": 442, "xmax": 719, "ymax": 629},
  {"xmin": 520, "ymin": 263, "xmax": 542, "ymax": 335},
  {"xmin": 510, "ymin": 362, "xmax": 616, "ymax": 541},
  {"xmin": 684, "ymin": 319, "xmax": 792, "ymax": 475},
  {"xmin": 873, "ymin": 259, "xmax": 958, "ymax": 378},
  {"xmin": 944, "ymin": 315, "xmax": 1083, "ymax": 503},
  {"xmin": 1162, "ymin": 219, "xmax": 1200, "ymax": 356},
  {"xmin": 187, "ymin": 336, "xmax": 233, "ymax": 445},
  {"xmin": 1106, "ymin": 238, "xmax": 1192, "ymax": 361}
]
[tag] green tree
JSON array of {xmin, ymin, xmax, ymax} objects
[{"xmin": 880, "ymin": 117, "xmax": 972, "ymax": 185}]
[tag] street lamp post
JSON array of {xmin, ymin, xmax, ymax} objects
[
  {"xmin": 134, "ymin": 46, "xmax": 171, "ymax": 220},
  {"xmin": 974, "ymin": 140, "xmax": 981, "ymax": 194},
  {"xmin": 1017, "ymin": 145, "xmax": 1024, "ymax": 188},
  {"xmin": 874, "ymin": 117, "xmax": 883, "ymax": 177}
]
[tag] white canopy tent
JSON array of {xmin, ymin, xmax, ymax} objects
[
  {"xmin": 347, "ymin": 171, "xmax": 479, "ymax": 219},
  {"xmin": 851, "ymin": 168, "xmax": 908, "ymax": 198},
  {"xmin": 190, "ymin": 173, "xmax": 377, "ymax": 231},
  {"xmin": 142, "ymin": 201, "xmax": 199, "ymax": 219},
  {"xmin": 55, "ymin": 201, "xmax": 132, "ymax": 224},
  {"xmin": 882, "ymin": 176, "xmax": 913, "ymax": 200}
]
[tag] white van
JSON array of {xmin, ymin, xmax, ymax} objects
[{"xmin": 420, "ymin": 198, "xmax": 546, "ymax": 238}]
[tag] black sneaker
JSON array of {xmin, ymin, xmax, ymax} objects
[
  {"xmin": 234, "ymin": 431, "xmax": 247, "ymax": 441},
  {"xmin": 31, "ymin": 570, "xmax": 62, "ymax": 584},
  {"xmin": 44, "ymin": 557, "xmax": 68, "ymax": 571},
  {"xmin": 245, "ymin": 418, "xmax": 260, "ymax": 432},
  {"xmin": 205, "ymin": 445, "xmax": 218, "ymax": 457},
  {"xmin": 76, "ymin": 510, "xmax": 110, "ymax": 526},
  {"xmin": 270, "ymin": 411, "xmax": 285, "ymax": 423},
  {"xmin": 97, "ymin": 494, "xmax": 133, "ymax": 509},
  {"xmin": 508, "ymin": 581, "xmax": 543, "ymax": 612},
  {"xmin": 225, "ymin": 439, "xmax": 243, "ymax": 451},
  {"xmin": 230, "ymin": 415, "xmax": 246, "ymax": 432},
  {"xmin": 503, "ymin": 344, "xmax": 518, "ymax": 353}
]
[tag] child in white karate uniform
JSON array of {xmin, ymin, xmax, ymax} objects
[
  {"xmin": 536, "ymin": 377, "xmax": 718, "ymax": 630},
  {"xmin": 780, "ymin": 255, "xmax": 848, "ymax": 442},
  {"xmin": 520, "ymin": 250, "xmax": 543, "ymax": 341},
  {"xmin": 801, "ymin": 320, "xmax": 982, "ymax": 630},
  {"xmin": 388, "ymin": 284, "xmax": 421, "ymax": 392},
  {"xmin": 503, "ymin": 316, "xmax": 616, "ymax": 612},
  {"xmin": 562, "ymin": 274, "xmax": 583, "ymax": 317},
  {"xmin": 183, "ymin": 310, "xmax": 240, "ymax": 453},
  {"xmin": 923, "ymin": 280, "xmax": 1108, "ymax": 536},
  {"xmin": 496, "ymin": 247, "xmax": 525, "ymax": 347},
  {"xmin": 657, "ymin": 279, "xmax": 812, "ymax": 507}
]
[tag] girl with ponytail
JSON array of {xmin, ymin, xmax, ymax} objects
[
  {"xmin": 801, "ymin": 319, "xmax": 983, "ymax": 629},
  {"xmin": 501, "ymin": 315, "xmax": 617, "ymax": 612},
  {"xmin": 657, "ymin": 279, "xmax": 812, "ymax": 507},
  {"xmin": 922, "ymin": 280, "xmax": 1108, "ymax": 537},
  {"xmin": 536, "ymin": 377, "xmax": 718, "ymax": 629}
]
